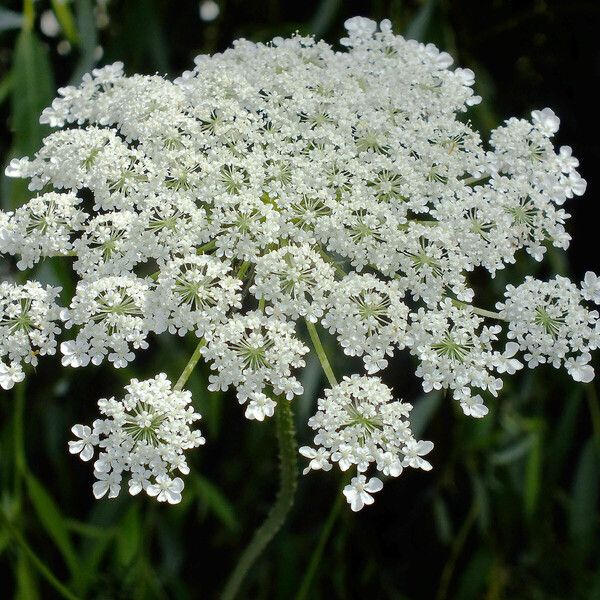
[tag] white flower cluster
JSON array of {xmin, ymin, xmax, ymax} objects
[
  {"xmin": 201, "ymin": 311, "xmax": 308, "ymax": 404},
  {"xmin": 1, "ymin": 16, "xmax": 597, "ymax": 509},
  {"xmin": 69, "ymin": 374, "xmax": 204, "ymax": 503},
  {"xmin": 300, "ymin": 375, "xmax": 433, "ymax": 509},
  {"xmin": 322, "ymin": 274, "xmax": 408, "ymax": 373},
  {"xmin": 0, "ymin": 282, "xmax": 62, "ymax": 389},
  {"xmin": 497, "ymin": 276, "xmax": 599, "ymax": 383}
]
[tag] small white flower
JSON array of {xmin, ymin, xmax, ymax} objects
[
  {"xmin": 401, "ymin": 440, "xmax": 434, "ymax": 471},
  {"xmin": 494, "ymin": 342, "xmax": 523, "ymax": 375},
  {"xmin": 531, "ymin": 107, "xmax": 560, "ymax": 137},
  {"xmin": 60, "ymin": 340, "xmax": 91, "ymax": 368},
  {"xmin": 146, "ymin": 475, "xmax": 185, "ymax": 504},
  {"xmin": 459, "ymin": 394, "xmax": 489, "ymax": 418},
  {"xmin": 582, "ymin": 272, "xmax": 600, "ymax": 304},
  {"xmin": 299, "ymin": 446, "xmax": 332, "ymax": 475},
  {"xmin": 343, "ymin": 475, "xmax": 383, "ymax": 512},
  {"xmin": 92, "ymin": 470, "xmax": 121, "ymax": 499},
  {"xmin": 0, "ymin": 362, "xmax": 25, "ymax": 390},
  {"xmin": 566, "ymin": 353, "xmax": 595, "ymax": 384},
  {"xmin": 243, "ymin": 392, "xmax": 277, "ymax": 421},
  {"xmin": 68, "ymin": 424, "xmax": 98, "ymax": 461}
]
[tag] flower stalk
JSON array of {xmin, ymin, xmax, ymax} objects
[
  {"xmin": 305, "ymin": 320, "xmax": 338, "ymax": 387},
  {"xmin": 221, "ymin": 394, "xmax": 298, "ymax": 600},
  {"xmin": 174, "ymin": 339, "xmax": 206, "ymax": 391}
]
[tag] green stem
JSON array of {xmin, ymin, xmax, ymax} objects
[
  {"xmin": 586, "ymin": 384, "xmax": 600, "ymax": 452},
  {"xmin": 236, "ymin": 261, "xmax": 251, "ymax": 280},
  {"xmin": 451, "ymin": 299, "xmax": 506, "ymax": 321},
  {"xmin": 22, "ymin": 0, "xmax": 35, "ymax": 31},
  {"xmin": 305, "ymin": 320, "xmax": 337, "ymax": 387},
  {"xmin": 221, "ymin": 395, "xmax": 298, "ymax": 600},
  {"xmin": 0, "ymin": 511, "xmax": 80, "ymax": 600},
  {"xmin": 196, "ymin": 241, "xmax": 216, "ymax": 254},
  {"xmin": 295, "ymin": 485, "xmax": 344, "ymax": 600},
  {"xmin": 317, "ymin": 247, "xmax": 347, "ymax": 278},
  {"xmin": 462, "ymin": 174, "xmax": 490, "ymax": 186},
  {"xmin": 434, "ymin": 500, "xmax": 478, "ymax": 600},
  {"xmin": 13, "ymin": 381, "xmax": 26, "ymax": 505},
  {"xmin": 173, "ymin": 339, "xmax": 206, "ymax": 392}
]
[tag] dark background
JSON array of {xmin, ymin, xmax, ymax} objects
[{"xmin": 1, "ymin": 1, "xmax": 600, "ymax": 598}]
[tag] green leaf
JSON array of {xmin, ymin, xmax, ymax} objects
[
  {"xmin": 16, "ymin": 554, "xmax": 40, "ymax": 600},
  {"xmin": 0, "ymin": 527, "xmax": 9, "ymax": 556},
  {"xmin": 569, "ymin": 438, "xmax": 599, "ymax": 561},
  {"xmin": 194, "ymin": 474, "xmax": 240, "ymax": 532},
  {"xmin": 115, "ymin": 506, "xmax": 142, "ymax": 567},
  {"xmin": 51, "ymin": 0, "xmax": 79, "ymax": 45},
  {"xmin": 0, "ymin": 7, "xmax": 23, "ymax": 32},
  {"xmin": 405, "ymin": 0, "xmax": 439, "ymax": 42},
  {"xmin": 0, "ymin": 72, "xmax": 14, "ymax": 106},
  {"xmin": 432, "ymin": 495, "xmax": 453, "ymax": 544},
  {"xmin": 524, "ymin": 433, "xmax": 542, "ymax": 517},
  {"xmin": 471, "ymin": 473, "xmax": 490, "ymax": 532},
  {"xmin": 490, "ymin": 435, "xmax": 535, "ymax": 465},
  {"xmin": 410, "ymin": 392, "xmax": 442, "ymax": 437},
  {"xmin": 453, "ymin": 549, "xmax": 493, "ymax": 600},
  {"xmin": 10, "ymin": 28, "xmax": 55, "ymax": 157},
  {"xmin": 70, "ymin": 0, "xmax": 97, "ymax": 84},
  {"xmin": 26, "ymin": 474, "xmax": 79, "ymax": 576}
]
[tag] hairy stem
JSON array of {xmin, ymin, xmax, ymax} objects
[
  {"xmin": 305, "ymin": 320, "xmax": 338, "ymax": 387},
  {"xmin": 173, "ymin": 339, "xmax": 206, "ymax": 392},
  {"xmin": 221, "ymin": 395, "xmax": 298, "ymax": 600}
]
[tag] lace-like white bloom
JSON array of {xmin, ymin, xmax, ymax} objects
[
  {"xmin": 0, "ymin": 193, "xmax": 86, "ymax": 270},
  {"xmin": 251, "ymin": 245, "xmax": 335, "ymax": 322},
  {"xmin": 0, "ymin": 16, "xmax": 597, "ymax": 511},
  {"xmin": 70, "ymin": 374, "xmax": 203, "ymax": 503},
  {"xmin": 497, "ymin": 276, "xmax": 599, "ymax": 382},
  {"xmin": 0, "ymin": 282, "xmax": 62, "ymax": 389},
  {"xmin": 300, "ymin": 375, "xmax": 433, "ymax": 508},
  {"xmin": 202, "ymin": 312, "xmax": 308, "ymax": 403},
  {"xmin": 408, "ymin": 299, "xmax": 506, "ymax": 401},
  {"xmin": 322, "ymin": 274, "xmax": 408, "ymax": 373},
  {"xmin": 150, "ymin": 254, "xmax": 242, "ymax": 337},
  {"xmin": 60, "ymin": 276, "xmax": 151, "ymax": 368}
]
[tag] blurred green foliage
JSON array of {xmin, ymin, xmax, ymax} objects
[{"xmin": 1, "ymin": 1, "xmax": 599, "ymax": 598}]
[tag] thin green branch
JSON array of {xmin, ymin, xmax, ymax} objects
[
  {"xmin": 173, "ymin": 339, "xmax": 206, "ymax": 392},
  {"xmin": 196, "ymin": 241, "xmax": 217, "ymax": 254},
  {"xmin": 451, "ymin": 299, "xmax": 506, "ymax": 321},
  {"xmin": 434, "ymin": 501, "xmax": 478, "ymax": 600},
  {"xmin": 22, "ymin": 0, "xmax": 35, "ymax": 31},
  {"xmin": 462, "ymin": 174, "xmax": 491, "ymax": 186},
  {"xmin": 295, "ymin": 485, "xmax": 345, "ymax": 600},
  {"xmin": 318, "ymin": 247, "xmax": 347, "ymax": 278},
  {"xmin": 236, "ymin": 261, "xmax": 251, "ymax": 280},
  {"xmin": 305, "ymin": 320, "xmax": 338, "ymax": 387},
  {"xmin": 221, "ymin": 395, "xmax": 298, "ymax": 600}
]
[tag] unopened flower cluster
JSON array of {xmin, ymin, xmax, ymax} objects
[{"xmin": 1, "ymin": 17, "xmax": 598, "ymax": 509}]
